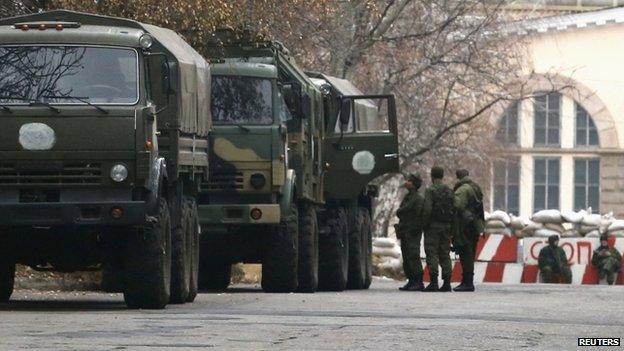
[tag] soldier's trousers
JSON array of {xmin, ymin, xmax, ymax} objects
[
  {"xmin": 597, "ymin": 258, "xmax": 620, "ymax": 283},
  {"xmin": 400, "ymin": 229, "xmax": 423, "ymax": 280},
  {"xmin": 424, "ymin": 223, "xmax": 452, "ymax": 279},
  {"xmin": 541, "ymin": 265, "xmax": 572, "ymax": 284},
  {"xmin": 458, "ymin": 230, "xmax": 480, "ymax": 276}
]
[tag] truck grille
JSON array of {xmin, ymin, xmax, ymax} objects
[
  {"xmin": 203, "ymin": 171, "xmax": 244, "ymax": 190},
  {"xmin": 0, "ymin": 162, "xmax": 102, "ymax": 186}
]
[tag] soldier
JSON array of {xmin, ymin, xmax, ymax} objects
[
  {"xmin": 422, "ymin": 166, "xmax": 455, "ymax": 292},
  {"xmin": 452, "ymin": 169, "xmax": 485, "ymax": 292},
  {"xmin": 591, "ymin": 234, "xmax": 622, "ymax": 285},
  {"xmin": 395, "ymin": 173, "xmax": 425, "ymax": 291},
  {"xmin": 538, "ymin": 235, "xmax": 572, "ymax": 283}
]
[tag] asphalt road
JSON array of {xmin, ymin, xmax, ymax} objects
[{"xmin": 1, "ymin": 279, "xmax": 622, "ymax": 350}]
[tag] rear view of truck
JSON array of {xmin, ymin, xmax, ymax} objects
[{"xmin": 0, "ymin": 10, "xmax": 210, "ymax": 309}]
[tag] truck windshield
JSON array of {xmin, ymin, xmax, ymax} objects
[
  {"xmin": 0, "ymin": 46, "xmax": 138, "ymax": 105},
  {"xmin": 211, "ymin": 76, "xmax": 272, "ymax": 125}
]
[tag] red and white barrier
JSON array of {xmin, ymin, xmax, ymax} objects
[
  {"xmin": 523, "ymin": 237, "xmax": 624, "ymax": 266},
  {"xmin": 419, "ymin": 234, "xmax": 518, "ymax": 263}
]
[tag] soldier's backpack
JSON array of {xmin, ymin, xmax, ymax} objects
[{"xmin": 432, "ymin": 185, "xmax": 456, "ymax": 223}]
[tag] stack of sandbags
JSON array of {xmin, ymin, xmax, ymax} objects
[
  {"xmin": 531, "ymin": 210, "xmax": 564, "ymax": 238},
  {"xmin": 510, "ymin": 215, "xmax": 530, "ymax": 237},
  {"xmin": 520, "ymin": 220, "xmax": 543, "ymax": 238},
  {"xmin": 580, "ymin": 213, "xmax": 602, "ymax": 237},
  {"xmin": 607, "ymin": 220, "xmax": 624, "ymax": 238},
  {"xmin": 372, "ymin": 237, "xmax": 403, "ymax": 277},
  {"xmin": 485, "ymin": 210, "xmax": 512, "ymax": 236}
]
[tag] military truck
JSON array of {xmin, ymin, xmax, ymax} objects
[
  {"xmin": 198, "ymin": 30, "xmax": 399, "ymax": 292},
  {"xmin": 0, "ymin": 10, "xmax": 210, "ymax": 309}
]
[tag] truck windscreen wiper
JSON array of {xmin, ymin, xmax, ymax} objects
[
  {"xmin": 236, "ymin": 124, "xmax": 250, "ymax": 132},
  {"xmin": 43, "ymin": 95, "xmax": 108, "ymax": 114},
  {"xmin": 0, "ymin": 104, "xmax": 11, "ymax": 113},
  {"xmin": 1, "ymin": 96, "xmax": 60, "ymax": 113}
]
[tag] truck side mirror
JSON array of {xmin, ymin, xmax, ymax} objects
[
  {"xmin": 162, "ymin": 61, "xmax": 178, "ymax": 94},
  {"xmin": 339, "ymin": 98, "xmax": 351, "ymax": 126}
]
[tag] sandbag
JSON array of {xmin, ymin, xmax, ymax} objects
[
  {"xmin": 372, "ymin": 245, "xmax": 401, "ymax": 259},
  {"xmin": 373, "ymin": 237, "xmax": 397, "ymax": 248},
  {"xmin": 585, "ymin": 230, "xmax": 601, "ymax": 238},
  {"xmin": 490, "ymin": 210, "xmax": 511, "ymax": 225},
  {"xmin": 608, "ymin": 220, "xmax": 624, "ymax": 233},
  {"xmin": 544, "ymin": 223, "xmax": 565, "ymax": 233},
  {"xmin": 534, "ymin": 228, "xmax": 562, "ymax": 238},
  {"xmin": 510, "ymin": 215, "xmax": 530, "ymax": 230},
  {"xmin": 484, "ymin": 211, "xmax": 491, "ymax": 221},
  {"xmin": 582, "ymin": 214, "xmax": 602, "ymax": 227},
  {"xmin": 561, "ymin": 229, "xmax": 581, "ymax": 238},
  {"xmin": 561, "ymin": 210, "xmax": 585, "ymax": 224},
  {"xmin": 579, "ymin": 224, "xmax": 600, "ymax": 235},
  {"xmin": 532, "ymin": 210, "xmax": 563, "ymax": 224},
  {"xmin": 486, "ymin": 220, "xmax": 507, "ymax": 230}
]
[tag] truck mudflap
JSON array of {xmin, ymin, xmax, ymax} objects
[
  {"xmin": 198, "ymin": 204, "xmax": 281, "ymax": 225},
  {"xmin": 0, "ymin": 201, "xmax": 147, "ymax": 226}
]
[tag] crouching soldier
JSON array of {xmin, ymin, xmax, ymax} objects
[
  {"xmin": 592, "ymin": 234, "xmax": 622, "ymax": 285},
  {"xmin": 395, "ymin": 174, "xmax": 425, "ymax": 291},
  {"xmin": 452, "ymin": 169, "xmax": 485, "ymax": 292},
  {"xmin": 538, "ymin": 235, "xmax": 572, "ymax": 283}
]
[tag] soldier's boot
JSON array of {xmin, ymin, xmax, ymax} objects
[
  {"xmin": 439, "ymin": 276, "xmax": 452, "ymax": 292},
  {"xmin": 424, "ymin": 273, "xmax": 438, "ymax": 292},
  {"xmin": 454, "ymin": 273, "xmax": 475, "ymax": 292},
  {"xmin": 399, "ymin": 280, "xmax": 415, "ymax": 291},
  {"xmin": 607, "ymin": 273, "xmax": 615, "ymax": 286},
  {"xmin": 413, "ymin": 274, "xmax": 425, "ymax": 291}
]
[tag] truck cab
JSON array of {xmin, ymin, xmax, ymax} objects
[{"xmin": 0, "ymin": 10, "xmax": 210, "ymax": 309}]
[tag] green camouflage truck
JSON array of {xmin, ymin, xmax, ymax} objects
[
  {"xmin": 0, "ymin": 10, "xmax": 210, "ymax": 309},
  {"xmin": 198, "ymin": 30, "xmax": 399, "ymax": 292}
]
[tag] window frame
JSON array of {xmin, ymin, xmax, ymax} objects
[
  {"xmin": 496, "ymin": 101, "xmax": 520, "ymax": 146},
  {"xmin": 573, "ymin": 158, "xmax": 600, "ymax": 212},
  {"xmin": 574, "ymin": 102, "xmax": 600, "ymax": 148},
  {"xmin": 493, "ymin": 157, "xmax": 521, "ymax": 215},
  {"xmin": 533, "ymin": 157, "xmax": 561, "ymax": 211},
  {"xmin": 533, "ymin": 93, "xmax": 561, "ymax": 147}
]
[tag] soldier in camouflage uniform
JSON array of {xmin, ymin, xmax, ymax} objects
[
  {"xmin": 452, "ymin": 169, "xmax": 485, "ymax": 292},
  {"xmin": 422, "ymin": 166, "xmax": 455, "ymax": 292},
  {"xmin": 395, "ymin": 174, "xmax": 425, "ymax": 291},
  {"xmin": 538, "ymin": 235, "xmax": 572, "ymax": 283},
  {"xmin": 592, "ymin": 234, "xmax": 622, "ymax": 285}
]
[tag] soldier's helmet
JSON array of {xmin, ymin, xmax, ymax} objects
[
  {"xmin": 430, "ymin": 166, "xmax": 444, "ymax": 179},
  {"xmin": 600, "ymin": 233, "xmax": 609, "ymax": 243},
  {"xmin": 547, "ymin": 234, "xmax": 560, "ymax": 246}
]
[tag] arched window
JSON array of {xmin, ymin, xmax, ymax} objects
[
  {"xmin": 496, "ymin": 102, "xmax": 519, "ymax": 145},
  {"xmin": 575, "ymin": 103, "xmax": 599, "ymax": 147},
  {"xmin": 534, "ymin": 93, "xmax": 561, "ymax": 147}
]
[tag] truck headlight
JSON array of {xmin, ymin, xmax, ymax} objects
[
  {"xmin": 139, "ymin": 34, "xmax": 153, "ymax": 49},
  {"xmin": 110, "ymin": 164, "xmax": 128, "ymax": 183},
  {"xmin": 250, "ymin": 173, "xmax": 266, "ymax": 189}
]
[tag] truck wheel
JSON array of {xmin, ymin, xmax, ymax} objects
[
  {"xmin": 170, "ymin": 200, "xmax": 191, "ymax": 304},
  {"xmin": 262, "ymin": 204, "xmax": 298, "ymax": 293},
  {"xmin": 347, "ymin": 208, "xmax": 367, "ymax": 289},
  {"xmin": 123, "ymin": 198, "xmax": 172, "ymax": 309},
  {"xmin": 361, "ymin": 209, "xmax": 373, "ymax": 289},
  {"xmin": 101, "ymin": 262, "xmax": 123, "ymax": 293},
  {"xmin": 198, "ymin": 231, "xmax": 231, "ymax": 291},
  {"xmin": 186, "ymin": 198, "xmax": 200, "ymax": 302},
  {"xmin": 297, "ymin": 204, "xmax": 319, "ymax": 293},
  {"xmin": 0, "ymin": 255, "xmax": 15, "ymax": 303},
  {"xmin": 318, "ymin": 207, "xmax": 349, "ymax": 291}
]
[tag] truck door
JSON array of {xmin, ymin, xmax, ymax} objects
[{"xmin": 323, "ymin": 95, "xmax": 399, "ymax": 199}]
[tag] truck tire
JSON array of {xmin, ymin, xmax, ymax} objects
[
  {"xmin": 318, "ymin": 207, "xmax": 349, "ymax": 291},
  {"xmin": 0, "ymin": 255, "xmax": 15, "ymax": 303},
  {"xmin": 100, "ymin": 262, "xmax": 123, "ymax": 293},
  {"xmin": 186, "ymin": 198, "xmax": 200, "ymax": 302},
  {"xmin": 198, "ymin": 231, "xmax": 231, "ymax": 291},
  {"xmin": 361, "ymin": 209, "xmax": 373, "ymax": 289},
  {"xmin": 297, "ymin": 204, "xmax": 319, "ymax": 293},
  {"xmin": 347, "ymin": 208, "xmax": 368, "ymax": 290},
  {"xmin": 262, "ymin": 204, "xmax": 298, "ymax": 293},
  {"xmin": 170, "ymin": 200, "xmax": 191, "ymax": 304},
  {"xmin": 123, "ymin": 198, "xmax": 172, "ymax": 309}
]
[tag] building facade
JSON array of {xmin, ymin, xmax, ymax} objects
[{"xmin": 492, "ymin": 7, "xmax": 624, "ymax": 217}]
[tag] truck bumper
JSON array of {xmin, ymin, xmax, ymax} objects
[
  {"xmin": 198, "ymin": 204, "xmax": 281, "ymax": 225},
  {"xmin": 0, "ymin": 201, "xmax": 147, "ymax": 226}
]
